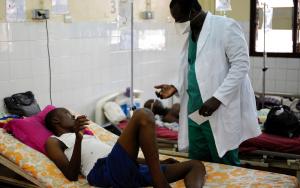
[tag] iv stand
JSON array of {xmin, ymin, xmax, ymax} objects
[
  {"xmin": 261, "ymin": 2, "xmax": 268, "ymax": 108},
  {"xmin": 130, "ymin": 0, "xmax": 136, "ymax": 115}
]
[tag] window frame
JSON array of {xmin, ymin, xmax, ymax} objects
[{"xmin": 249, "ymin": 0, "xmax": 300, "ymax": 58}]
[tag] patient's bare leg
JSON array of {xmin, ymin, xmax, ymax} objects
[
  {"xmin": 117, "ymin": 108, "xmax": 170, "ymax": 188},
  {"xmin": 163, "ymin": 160, "xmax": 206, "ymax": 188}
]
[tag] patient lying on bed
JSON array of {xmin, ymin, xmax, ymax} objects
[
  {"xmin": 44, "ymin": 108, "xmax": 206, "ymax": 188},
  {"xmin": 144, "ymin": 99, "xmax": 180, "ymax": 123}
]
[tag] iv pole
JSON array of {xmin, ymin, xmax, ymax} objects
[
  {"xmin": 261, "ymin": 2, "xmax": 268, "ymax": 108},
  {"xmin": 130, "ymin": 0, "xmax": 136, "ymax": 113}
]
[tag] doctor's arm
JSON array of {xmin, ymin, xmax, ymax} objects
[
  {"xmin": 200, "ymin": 21, "xmax": 249, "ymax": 116},
  {"xmin": 212, "ymin": 21, "xmax": 250, "ymax": 106}
]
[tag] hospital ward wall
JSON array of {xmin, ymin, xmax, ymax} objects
[
  {"xmin": 0, "ymin": 0, "xmax": 299, "ymax": 120},
  {"xmin": 0, "ymin": 0, "xmax": 184, "ymax": 119}
]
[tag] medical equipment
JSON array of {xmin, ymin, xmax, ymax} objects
[
  {"xmin": 260, "ymin": 2, "xmax": 269, "ymax": 108},
  {"xmin": 140, "ymin": 0, "xmax": 154, "ymax": 20},
  {"xmin": 215, "ymin": 0, "xmax": 232, "ymax": 16}
]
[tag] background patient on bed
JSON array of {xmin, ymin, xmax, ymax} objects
[{"xmin": 144, "ymin": 99, "xmax": 180, "ymax": 123}]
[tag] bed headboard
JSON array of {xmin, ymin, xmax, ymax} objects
[{"xmin": 95, "ymin": 90, "xmax": 143, "ymax": 126}]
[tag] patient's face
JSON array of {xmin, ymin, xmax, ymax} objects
[
  {"xmin": 144, "ymin": 99, "xmax": 164, "ymax": 115},
  {"xmin": 56, "ymin": 108, "xmax": 76, "ymax": 130},
  {"xmin": 153, "ymin": 100, "xmax": 164, "ymax": 112}
]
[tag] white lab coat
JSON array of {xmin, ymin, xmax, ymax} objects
[{"xmin": 174, "ymin": 12, "xmax": 261, "ymax": 157}]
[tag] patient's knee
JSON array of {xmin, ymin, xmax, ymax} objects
[
  {"xmin": 133, "ymin": 108, "xmax": 154, "ymax": 119},
  {"xmin": 190, "ymin": 160, "xmax": 206, "ymax": 173},
  {"xmin": 133, "ymin": 108, "xmax": 155, "ymax": 127}
]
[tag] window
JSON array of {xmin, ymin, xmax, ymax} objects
[{"xmin": 250, "ymin": 0, "xmax": 300, "ymax": 57}]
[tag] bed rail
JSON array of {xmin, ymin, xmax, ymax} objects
[
  {"xmin": 252, "ymin": 150, "xmax": 300, "ymax": 159},
  {"xmin": 255, "ymin": 92, "xmax": 300, "ymax": 98}
]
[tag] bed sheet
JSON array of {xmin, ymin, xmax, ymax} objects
[
  {"xmin": 0, "ymin": 123, "xmax": 298, "ymax": 188},
  {"xmin": 240, "ymin": 132, "xmax": 300, "ymax": 155},
  {"xmin": 118, "ymin": 120, "xmax": 178, "ymax": 140}
]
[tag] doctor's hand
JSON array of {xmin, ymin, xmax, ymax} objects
[
  {"xmin": 154, "ymin": 84, "xmax": 177, "ymax": 99},
  {"xmin": 199, "ymin": 97, "xmax": 221, "ymax": 117}
]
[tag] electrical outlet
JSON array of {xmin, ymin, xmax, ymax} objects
[
  {"xmin": 64, "ymin": 14, "xmax": 72, "ymax": 23},
  {"xmin": 140, "ymin": 11, "xmax": 154, "ymax": 19},
  {"xmin": 32, "ymin": 9, "xmax": 50, "ymax": 20}
]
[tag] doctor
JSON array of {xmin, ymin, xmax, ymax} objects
[{"xmin": 155, "ymin": 0, "xmax": 261, "ymax": 165}]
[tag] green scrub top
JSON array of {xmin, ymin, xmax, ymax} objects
[{"xmin": 187, "ymin": 33, "xmax": 240, "ymax": 166}]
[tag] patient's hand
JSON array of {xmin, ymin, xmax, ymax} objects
[{"xmin": 73, "ymin": 115, "xmax": 89, "ymax": 137}]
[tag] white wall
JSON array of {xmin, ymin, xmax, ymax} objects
[
  {"xmin": 250, "ymin": 57, "xmax": 300, "ymax": 94},
  {"xmin": 0, "ymin": 19, "xmax": 299, "ymax": 121},
  {"xmin": 0, "ymin": 21, "xmax": 184, "ymax": 120}
]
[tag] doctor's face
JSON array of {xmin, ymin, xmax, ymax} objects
[{"xmin": 170, "ymin": 2, "xmax": 190, "ymax": 23}]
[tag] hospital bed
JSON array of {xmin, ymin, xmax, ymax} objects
[
  {"xmin": 239, "ymin": 132, "xmax": 300, "ymax": 180},
  {"xmin": 0, "ymin": 120, "xmax": 299, "ymax": 187},
  {"xmin": 95, "ymin": 91, "xmax": 178, "ymax": 150},
  {"xmin": 238, "ymin": 92, "xmax": 300, "ymax": 180},
  {"xmin": 94, "ymin": 91, "xmax": 300, "ymax": 181}
]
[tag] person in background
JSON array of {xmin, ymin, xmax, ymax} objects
[
  {"xmin": 155, "ymin": 0, "xmax": 261, "ymax": 165},
  {"xmin": 45, "ymin": 108, "xmax": 206, "ymax": 188},
  {"xmin": 144, "ymin": 99, "xmax": 180, "ymax": 123}
]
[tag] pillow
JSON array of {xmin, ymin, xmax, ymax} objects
[
  {"xmin": 103, "ymin": 102, "xmax": 127, "ymax": 125},
  {"xmin": 4, "ymin": 105, "xmax": 56, "ymax": 154}
]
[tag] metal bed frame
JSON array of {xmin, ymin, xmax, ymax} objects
[
  {"xmin": 242, "ymin": 92, "xmax": 300, "ymax": 180},
  {"xmin": 164, "ymin": 92, "xmax": 300, "ymax": 180},
  {"xmin": 159, "ymin": 149, "xmax": 300, "ymax": 181},
  {"xmin": 240, "ymin": 150, "xmax": 300, "ymax": 180}
]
